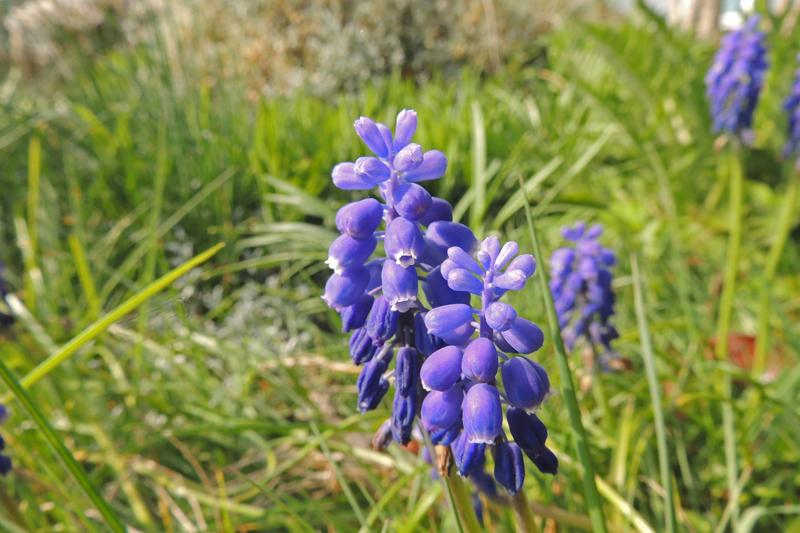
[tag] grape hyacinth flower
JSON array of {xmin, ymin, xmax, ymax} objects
[
  {"xmin": 0, "ymin": 405, "xmax": 12, "ymax": 475},
  {"xmin": 782, "ymin": 53, "xmax": 800, "ymax": 170},
  {"xmin": 420, "ymin": 236, "xmax": 558, "ymax": 493},
  {"xmin": 704, "ymin": 15, "xmax": 768, "ymax": 145},
  {"xmin": 549, "ymin": 222, "xmax": 619, "ymax": 370},
  {"xmin": 327, "ymin": 111, "xmax": 557, "ymax": 505}
]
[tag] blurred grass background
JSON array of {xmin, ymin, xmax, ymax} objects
[{"xmin": 1, "ymin": 0, "xmax": 800, "ymax": 532}]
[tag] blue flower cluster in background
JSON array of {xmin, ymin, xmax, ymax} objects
[
  {"xmin": 549, "ymin": 222, "xmax": 619, "ymax": 370},
  {"xmin": 0, "ymin": 255, "xmax": 13, "ymax": 327},
  {"xmin": 704, "ymin": 15, "xmax": 768, "ymax": 143},
  {"xmin": 323, "ymin": 110, "xmax": 557, "ymax": 501},
  {"xmin": 782, "ymin": 53, "xmax": 800, "ymax": 168}
]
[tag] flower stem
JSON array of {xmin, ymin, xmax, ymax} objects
[
  {"xmin": 518, "ymin": 175, "xmax": 609, "ymax": 533},
  {"xmin": 715, "ymin": 146, "xmax": 742, "ymax": 526},
  {"xmin": 444, "ymin": 469, "xmax": 483, "ymax": 533},
  {"xmin": 510, "ymin": 489, "xmax": 542, "ymax": 533}
]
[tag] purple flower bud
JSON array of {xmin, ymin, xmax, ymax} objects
[
  {"xmin": 549, "ymin": 248, "xmax": 574, "ymax": 274},
  {"xmin": 447, "ymin": 269, "xmax": 484, "ymax": 295},
  {"xmin": 599, "ymin": 248, "xmax": 616, "ymax": 267},
  {"xmin": 462, "ymin": 338, "xmax": 498, "ymax": 383},
  {"xmin": 493, "ymin": 269, "xmax": 528, "ymax": 291},
  {"xmin": 403, "ymin": 150, "xmax": 448, "ymax": 182},
  {"xmin": 508, "ymin": 254, "xmax": 536, "ymax": 278},
  {"xmin": 440, "ymin": 259, "xmax": 458, "ymax": 280},
  {"xmin": 365, "ymin": 258, "xmax": 385, "ymax": 293},
  {"xmin": 384, "ymin": 217, "xmax": 425, "ymax": 268},
  {"xmin": 494, "ymin": 442, "xmax": 525, "ymax": 495},
  {"xmin": 423, "ymin": 266, "xmax": 470, "ymax": 308},
  {"xmin": 494, "ymin": 241, "xmax": 519, "ymax": 271},
  {"xmin": 326, "ymin": 234, "xmax": 377, "ymax": 274},
  {"xmin": 532, "ymin": 447, "xmax": 559, "ymax": 475},
  {"xmin": 393, "ymin": 183, "xmax": 432, "ymax": 221},
  {"xmin": 578, "ymin": 239, "xmax": 601, "ymax": 257},
  {"xmin": 501, "ymin": 357, "xmax": 550, "ymax": 413},
  {"xmin": 394, "ymin": 109, "xmax": 417, "ymax": 152},
  {"xmin": 357, "ymin": 357, "xmax": 389, "ymax": 412},
  {"xmin": 477, "ymin": 250, "xmax": 492, "ymax": 271},
  {"xmin": 430, "ymin": 418, "xmax": 462, "ymax": 446},
  {"xmin": 506, "ymin": 407, "xmax": 548, "ymax": 457},
  {"xmin": 562, "ymin": 222, "xmax": 586, "ymax": 241},
  {"xmin": 578, "ymin": 257, "xmax": 599, "ymax": 279},
  {"xmin": 366, "ymin": 295, "xmax": 398, "ymax": 347},
  {"xmin": 322, "ymin": 266, "xmax": 370, "ymax": 310},
  {"xmin": 349, "ymin": 328, "xmax": 377, "ymax": 365},
  {"xmin": 453, "ymin": 431, "xmax": 486, "ymax": 476},
  {"xmin": 392, "ymin": 348, "xmax": 419, "ymax": 444},
  {"xmin": 414, "ymin": 312, "xmax": 445, "ymax": 356},
  {"xmin": 493, "ymin": 332, "xmax": 518, "ymax": 354},
  {"xmin": 426, "ymin": 222, "xmax": 479, "ymax": 256},
  {"xmin": 447, "ymin": 247, "xmax": 483, "ymax": 275},
  {"xmin": 586, "ymin": 224, "xmax": 603, "ymax": 239},
  {"xmin": 332, "ymin": 162, "xmax": 375, "ymax": 190},
  {"xmin": 0, "ymin": 455, "xmax": 11, "ymax": 476},
  {"xmin": 381, "ymin": 260, "xmax": 418, "ymax": 312},
  {"xmin": 372, "ymin": 419, "xmax": 393, "ymax": 451},
  {"xmin": 440, "ymin": 322, "xmax": 477, "ymax": 346},
  {"xmin": 502, "ymin": 318, "xmax": 544, "ymax": 354},
  {"xmin": 394, "ymin": 347, "xmax": 418, "ymax": 397},
  {"xmin": 336, "ymin": 199, "xmax": 384, "ymax": 240},
  {"xmin": 420, "ymin": 345, "xmax": 463, "ymax": 391},
  {"xmin": 463, "ymin": 384, "xmax": 502, "ymax": 444},
  {"xmin": 355, "ymin": 116, "xmax": 390, "ymax": 159},
  {"xmin": 393, "ymin": 143, "xmax": 424, "ymax": 173},
  {"xmin": 421, "ymin": 386, "xmax": 464, "ymax": 431},
  {"xmin": 484, "ymin": 302, "xmax": 517, "ymax": 332},
  {"xmin": 417, "ymin": 198, "xmax": 453, "ymax": 227},
  {"xmin": 341, "ymin": 294, "xmax": 374, "ymax": 333},
  {"xmin": 424, "ymin": 304, "xmax": 474, "ymax": 337},
  {"xmin": 377, "ymin": 122, "xmax": 394, "ymax": 155},
  {"xmin": 480, "ymin": 237, "xmax": 501, "ymax": 265},
  {"xmin": 354, "ymin": 157, "xmax": 391, "ymax": 185}
]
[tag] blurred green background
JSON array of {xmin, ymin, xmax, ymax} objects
[{"xmin": 0, "ymin": 1, "xmax": 799, "ymax": 532}]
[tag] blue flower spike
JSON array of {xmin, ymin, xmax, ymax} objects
[
  {"xmin": 0, "ymin": 404, "xmax": 11, "ymax": 475},
  {"xmin": 549, "ymin": 221, "xmax": 620, "ymax": 370},
  {"xmin": 704, "ymin": 15, "xmax": 768, "ymax": 144},
  {"xmin": 326, "ymin": 112, "xmax": 555, "ymax": 500},
  {"xmin": 782, "ymin": 53, "xmax": 800, "ymax": 170}
]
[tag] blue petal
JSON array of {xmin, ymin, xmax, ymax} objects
[
  {"xmin": 336, "ymin": 199, "xmax": 385, "ymax": 240},
  {"xmin": 355, "ymin": 116, "xmax": 390, "ymax": 159},
  {"xmin": 463, "ymin": 384, "xmax": 502, "ymax": 444},
  {"xmin": 424, "ymin": 304, "xmax": 474, "ymax": 337},
  {"xmin": 503, "ymin": 318, "xmax": 544, "ymax": 354},
  {"xmin": 447, "ymin": 268, "xmax": 484, "ymax": 295},
  {"xmin": 461, "ymin": 337, "xmax": 499, "ymax": 383},
  {"xmin": 420, "ymin": 345, "xmax": 463, "ymax": 391},
  {"xmin": 494, "ymin": 442, "xmax": 525, "ymax": 495},
  {"xmin": 393, "ymin": 183, "xmax": 431, "ymax": 221},
  {"xmin": 403, "ymin": 150, "xmax": 447, "ymax": 182},
  {"xmin": 421, "ymin": 386, "xmax": 463, "ymax": 430}
]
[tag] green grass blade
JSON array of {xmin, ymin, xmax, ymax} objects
[
  {"xmin": 398, "ymin": 483, "xmax": 443, "ymax": 533},
  {"xmin": 229, "ymin": 467, "xmax": 317, "ymax": 533},
  {"xmin": 308, "ymin": 418, "xmax": 367, "ymax": 528},
  {"xmin": 631, "ymin": 253, "xmax": 677, "ymax": 533},
  {"xmin": 0, "ymin": 242, "xmax": 225, "ymax": 402},
  {"xmin": 469, "ymin": 100, "xmax": 487, "ymax": 235},
  {"xmin": 735, "ymin": 505, "xmax": 800, "ymax": 533},
  {"xmin": 518, "ymin": 175, "xmax": 609, "ymax": 533},
  {"xmin": 0, "ymin": 357, "xmax": 127, "ymax": 533}
]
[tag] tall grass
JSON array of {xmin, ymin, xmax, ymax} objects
[{"xmin": 0, "ymin": 6, "xmax": 799, "ymax": 532}]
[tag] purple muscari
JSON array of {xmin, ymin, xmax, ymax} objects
[
  {"xmin": 416, "ymin": 236, "xmax": 555, "ymax": 488},
  {"xmin": 392, "ymin": 348, "xmax": 419, "ymax": 444},
  {"xmin": 325, "ymin": 113, "xmax": 557, "ymax": 494},
  {"xmin": 340, "ymin": 294, "xmax": 374, "ymax": 333},
  {"xmin": 532, "ymin": 448, "xmax": 559, "ymax": 475},
  {"xmin": 357, "ymin": 356, "xmax": 391, "ymax": 413},
  {"xmin": 494, "ymin": 441, "xmax": 525, "ymax": 495},
  {"xmin": 704, "ymin": 15, "xmax": 768, "ymax": 142},
  {"xmin": 0, "ymin": 405, "xmax": 10, "ymax": 475},
  {"xmin": 336, "ymin": 199, "xmax": 384, "ymax": 240},
  {"xmin": 782, "ymin": 53, "xmax": 800, "ymax": 169},
  {"xmin": 366, "ymin": 296, "xmax": 399, "ymax": 347},
  {"xmin": 384, "ymin": 217, "xmax": 425, "ymax": 268},
  {"xmin": 549, "ymin": 221, "xmax": 619, "ymax": 369},
  {"xmin": 350, "ymin": 328, "xmax": 377, "ymax": 365}
]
